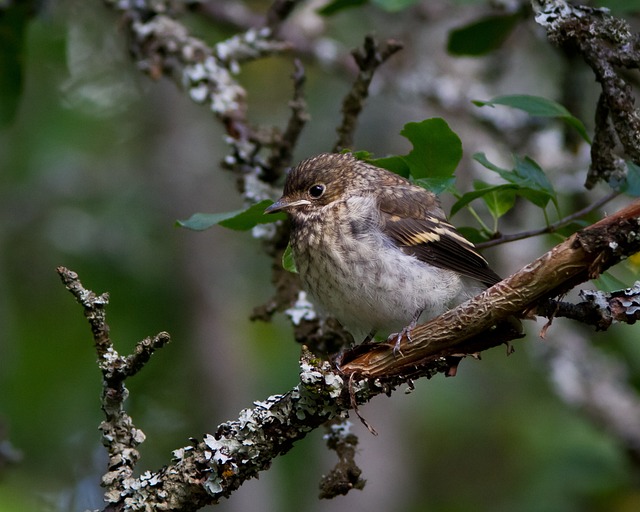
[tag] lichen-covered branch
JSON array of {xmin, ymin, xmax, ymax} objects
[
  {"xmin": 59, "ymin": 200, "xmax": 640, "ymax": 510},
  {"xmin": 104, "ymin": 0, "xmax": 287, "ymax": 138},
  {"xmin": 56, "ymin": 267, "xmax": 170, "ymax": 506},
  {"xmin": 102, "ymin": 0, "xmax": 302, "ymax": 200},
  {"xmin": 537, "ymin": 283, "xmax": 640, "ymax": 331},
  {"xmin": 194, "ymin": 0, "xmax": 355, "ymax": 75},
  {"xmin": 318, "ymin": 421, "xmax": 366, "ymax": 499},
  {"xmin": 532, "ymin": 0, "xmax": 640, "ymax": 188}
]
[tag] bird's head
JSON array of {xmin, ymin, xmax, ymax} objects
[{"xmin": 264, "ymin": 153, "xmax": 380, "ymax": 215}]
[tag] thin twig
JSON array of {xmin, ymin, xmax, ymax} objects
[
  {"xmin": 475, "ymin": 190, "xmax": 620, "ymax": 249},
  {"xmin": 333, "ymin": 36, "xmax": 403, "ymax": 152},
  {"xmin": 56, "ymin": 266, "xmax": 112, "ymax": 359},
  {"xmin": 264, "ymin": 59, "xmax": 309, "ymax": 182}
]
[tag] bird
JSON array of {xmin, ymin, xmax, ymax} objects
[{"xmin": 265, "ymin": 152, "xmax": 504, "ymax": 350}]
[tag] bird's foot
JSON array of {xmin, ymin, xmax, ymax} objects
[
  {"xmin": 389, "ymin": 325, "xmax": 413, "ymax": 355},
  {"xmin": 388, "ymin": 309, "xmax": 423, "ymax": 355}
]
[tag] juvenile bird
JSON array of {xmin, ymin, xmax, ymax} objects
[{"xmin": 265, "ymin": 152, "xmax": 503, "ymax": 349}]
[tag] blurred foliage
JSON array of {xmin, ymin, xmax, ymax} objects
[
  {"xmin": 447, "ymin": 11, "xmax": 525, "ymax": 56},
  {"xmin": 1, "ymin": 1, "xmax": 640, "ymax": 512}
]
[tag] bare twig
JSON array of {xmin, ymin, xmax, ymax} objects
[
  {"xmin": 333, "ymin": 36, "xmax": 403, "ymax": 152},
  {"xmin": 476, "ymin": 190, "xmax": 620, "ymax": 249},
  {"xmin": 264, "ymin": 59, "xmax": 310, "ymax": 182}
]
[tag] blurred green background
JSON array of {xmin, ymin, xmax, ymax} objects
[{"xmin": 2, "ymin": 1, "xmax": 640, "ymax": 511}]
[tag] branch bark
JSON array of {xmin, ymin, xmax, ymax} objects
[
  {"xmin": 532, "ymin": 0, "xmax": 640, "ymax": 188},
  {"xmin": 57, "ymin": 2, "xmax": 640, "ymax": 510},
  {"xmin": 59, "ymin": 200, "xmax": 640, "ymax": 510},
  {"xmin": 339, "ymin": 200, "xmax": 640, "ymax": 377}
]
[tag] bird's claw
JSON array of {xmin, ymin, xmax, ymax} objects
[
  {"xmin": 389, "ymin": 310, "xmax": 422, "ymax": 355},
  {"xmin": 389, "ymin": 326, "xmax": 413, "ymax": 355}
]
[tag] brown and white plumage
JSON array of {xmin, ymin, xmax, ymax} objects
[{"xmin": 266, "ymin": 152, "xmax": 502, "ymax": 344}]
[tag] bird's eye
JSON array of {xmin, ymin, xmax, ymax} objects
[{"xmin": 308, "ymin": 184, "xmax": 325, "ymax": 198}]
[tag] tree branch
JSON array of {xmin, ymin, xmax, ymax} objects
[
  {"xmin": 318, "ymin": 420, "xmax": 366, "ymax": 499},
  {"xmin": 339, "ymin": 200, "xmax": 640, "ymax": 377},
  {"xmin": 333, "ymin": 35, "xmax": 403, "ymax": 152},
  {"xmin": 59, "ymin": 200, "xmax": 640, "ymax": 510},
  {"xmin": 263, "ymin": 59, "xmax": 309, "ymax": 183},
  {"xmin": 56, "ymin": 267, "xmax": 170, "ymax": 506},
  {"xmin": 475, "ymin": 190, "xmax": 620, "ymax": 249},
  {"xmin": 532, "ymin": 0, "xmax": 640, "ymax": 188}
]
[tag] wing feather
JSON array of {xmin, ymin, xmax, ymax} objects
[{"xmin": 377, "ymin": 187, "xmax": 501, "ymax": 286}]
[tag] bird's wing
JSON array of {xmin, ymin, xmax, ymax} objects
[{"xmin": 377, "ymin": 189, "xmax": 502, "ymax": 287}]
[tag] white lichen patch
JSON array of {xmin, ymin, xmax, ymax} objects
[
  {"xmin": 532, "ymin": 0, "xmax": 610, "ymax": 28},
  {"xmin": 285, "ymin": 291, "xmax": 317, "ymax": 325},
  {"xmin": 244, "ymin": 170, "xmax": 276, "ymax": 204},
  {"xmin": 323, "ymin": 420, "xmax": 353, "ymax": 441},
  {"xmin": 324, "ymin": 373, "xmax": 344, "ymax": 398}
]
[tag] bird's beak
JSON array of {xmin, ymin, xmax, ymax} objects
[
  {"xmin": 264, "ymin": 198, "xmax": 311, "ymax": 214},
  {"xmin": 264, "ymin": 199, "xmax": 287, "ymax": 214}
]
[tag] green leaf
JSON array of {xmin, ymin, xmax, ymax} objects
[
  {"xmin": 371, "ymin": 155, "xmax": 410, "ymax": 178},
  {"xmin": 318, "ymin": 0, "xmax": 368, "ymax": 15},
  {"xmin": 473, "ymin": 153, "xmax": 558, "ymax": 211},
  {"xmin": 447, "ymin": 12, "xmax": 522, "ymax": 56},
  {"xmin": 401, "ymin": 118, "xmax": 463, "ymax": 179},
  {"xmin": 593, "ymin": 272, "xmax": 628, "ymax": 293},
  {"xmin": 282, "ymin": 244, "xmax": 298, "ymax": 273},
  {"xmin": 372, "ymin": 0, "xmax": 422, "ymax": 11},
  {"xmin": 481, "ymin": 186, "xmax": 516, "ymax": 220},
  {"xmin": 450, "ymin": 183, "xmax": 518, "ymax": 217},
  {"xmin": 371, "ymin": 118, "xmax": 462, "ymax": 190},
  {"xmin": 473, "ymin": 94, "xmax": 591, "ymax": 143},
  {"xmin": 413, "ymin": 177, "xmax": 456, "ymax": 195},
  {"xmin": 177, "ymin": 200, "xmax": 285, "ymax": 231},
  {"xmin": 513, "ymin": 156, "xmax": 560, "ymax": 213},
  {"xmin": 512, "ymin": 156, "xmax": 556, "ymax": 200}
]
